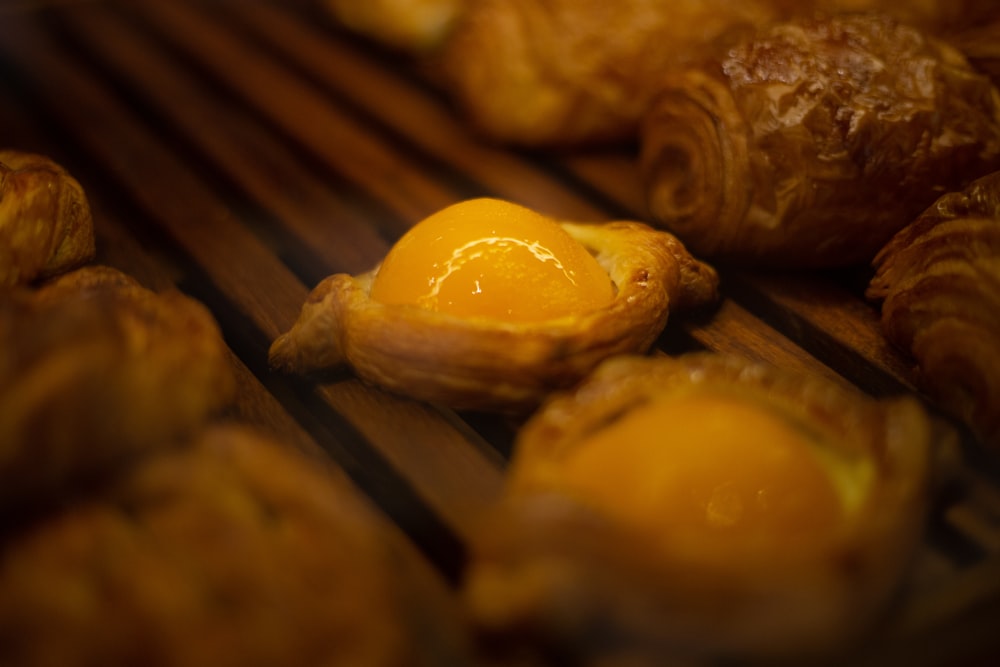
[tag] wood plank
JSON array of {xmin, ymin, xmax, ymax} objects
[
  {"xmin": 733, "ymin": 271, "xmax": 918, "ymax": 395},
  {"xmin": 678, "ymin": 297, "xmax": 857, "ymax": 391},
  {"xmin": 57, "ymin": 2, "xmax": 391, "ymax": 280},
  {"xmin": 123, "ymin": 0, "xmax": 456, "ymax": 225}
]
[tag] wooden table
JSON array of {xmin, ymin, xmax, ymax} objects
[{"xmin": 2, "ymin": 0, "xmax": 999, "ymax": 664}]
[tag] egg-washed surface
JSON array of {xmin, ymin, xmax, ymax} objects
[
  {"xmin": 270, "ymin": 201, "xmax": 717, "ymax": 412},
  {"xmin": 370, "ymin": 198, "xmax": 615, "ymax": 323},
  {"xmin": 470, "ymin": 352, "xmax": 941, "ymax": 662},
  {"xmin": 1, "ymin": 1, "xmax": 999, "ymax": 666}
]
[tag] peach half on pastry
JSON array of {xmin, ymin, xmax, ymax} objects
[
  {"xmin": 464, "ymin": 353, "xmax": 951, "ymax": 663},
  {"xmin": 269, "ymin": 198, "xmax": 718, "ymax": 412}
]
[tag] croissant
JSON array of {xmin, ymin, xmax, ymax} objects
[
  {"xmin": 0, "ymin": 265, "xmax": 236, "ymax": 514},
  {"xmin": 0, "ymin": 150, "xmax": 95, "ymax": 287},
  {"xmin": 437, "ymin": 0, "xmax": 796, "ymax": 147},
  {"xmin": 867, "ymin": 170, "xmax": 1000, "ymax": 451},
  {"xmin": 639, "ymin": 13, "xmax": 1000, "ymax": 268},
  {"xmin": 322, "ymin": 0, "xmax": 468, "ymax": 53},
  {"xmin": 0, "ymin": 425, "xmax": 471, "ymax": 667},
  {"xmin": 464, "ymin": 353, "xmax": 950, "ymax": 664},
  {"xmin": 269, "ymin": 198, "xmax": 718, "ymax": 413}
]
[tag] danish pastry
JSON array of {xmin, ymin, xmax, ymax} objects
[
  {"xmin": 0, "ymin": 150, "xmax": 95, "ymax": 287},
  {"xmin": 639, "ymin": 13, "xmax": 1000, "ymax": 268},
  {"xmin": 0, "ymin": 425, "xmax": 470, "ymax": 667},
  {"xmin": 0, "ymin": 265, "xmax": 236, "ymax": 513},
  {"xmin": 269, "ymin": 198, "xmax": 718, "ymax": 413},
  {"xmin": 868, "ymin": 170, "xmax": 1000, "ymax": 451},
  {"xmin": 464, "ymin": 353, "xmax": 948, "ymax": 663}
]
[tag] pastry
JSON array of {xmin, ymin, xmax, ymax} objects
[
  {"xmin": 0, "ymin": 150, "xmax": 95, "ymax": 287},
  {"xmin": 0, "ymin": 425, "xmax": 470, "ymax": 667},
  {"xmin": 463, "ymin": 353, "xmax": 949, "ymax": 663},
  {"xmin": 867, "ymin": 170, "xmax": 1000, "ymax": 451},
  {"xmin": 0, "ymin": 265, "xmax": 236, "ymax": 514},
  {"xmin": 322, "ymin": 0, "xmax": 468, "ymax": 53},
  {"xmin": 432, "ymin": 1, "xmax": 993, "ymax": 148},
  {"xmin": 436, "ymin": 0, "xmax": 795, "ymax": 147},
  {"xmin": 269, "ymin": 198, "xmax": 718, "ymax": 412},
  {"xmin": 639, "ymin": 13, "xmax": 1000, "ymax": 268}
]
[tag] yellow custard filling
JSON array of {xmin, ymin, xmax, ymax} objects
[
  {"xmin": 370, "ymin": 198, "xmax": 614, "ymax": 323},
  {"xmin": 552, "ymin": 392, "xmax": 849, "ymax": 548}
]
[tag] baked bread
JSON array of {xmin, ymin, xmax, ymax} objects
[
  {"xmin": 639, "ymin": 13, "xmax": 1000, "ymax": 268},
  {"xmin": 0, "ymin": 150, "xmax": 94, "ymax": 287},
  {"xmin": 868, "ymin": 170, "xmax": 1000, "ymax": 451},
  {"xmin": 463, "ymin": 353, "xmax": 949, "ymax": 664},
  {"xmin": 0, "ymin": 425, "xmax": 470, "ymax": 667},
  {"xmin": 269, "ymin": 198, "xmax": 718, "ymax": 413},
  {"xmin": 0, "ymin": 265, "xmax": 236, "ymax": 514}
]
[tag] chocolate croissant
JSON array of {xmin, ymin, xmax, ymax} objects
[
  {"xmin": 0, "ymin": 265, "xmax": 236, "ymax": 513},
  {"xmin": 464, "ymin": 353, "xmax": 949, "ymax": 664},
  {"xmin": 867, "ymin": 170, "xmax": 1000, "ymax": 451},
  {"xmin": 0, "ymin": 425, "xmax": 470, "ymax": 667},
  {"xmin": 0, "ymin": 150, "xmax": 95, "ymax": 287},
  {"xmin": 437, "ymin": 0, "xmax": 795, "ymax": 147},
  {"xmin": 639, "ymin": 13, "xmax": 1000, "ymax": 268}
]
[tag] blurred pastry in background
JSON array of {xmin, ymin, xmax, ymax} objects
[
  {"xmin": 435, "ymin": 0, "xmax": 795, "ymax": 147},
  {"xmin": 322, "ymin": 0, "xmax": 469, "ymax": 54},
  {"xmin": 0, "ymin": 150, "xmax": 95, "ymax": 287},
  {"xmin": 639, "ymin": 13, "xmax": 1000, "ymax": 268},
  {"xmin": 0, "ymin": 424, "xmax": 471, "ymax": 667},
  {"xmin": 0, "ymin": 265, "xmax": 236, "ymax": 515},
  {"xmin": 464, "ymin": 352, "xmax": 952, "ymax": 665},
  {"xmin": 269, "ymin": 198, "xmax": 718, "ymax": 413},
  {"xmin": 320, "ymin": 0, "xmax": 1000, "ymax": 151},
  {"xmin": 868, "ymin": 170, "xmax": 1000, "ymax": 452}
]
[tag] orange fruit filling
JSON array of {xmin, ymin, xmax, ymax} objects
[
  {"xmin": 553, "ymin": 392, "xmax": 845, "ymax": 548},
  {"xmin": 370, "ymin": 198, "xmax": 614, "ymax": 323}
]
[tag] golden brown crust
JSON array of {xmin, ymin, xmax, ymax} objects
[
  {"xmin": 639, "ymin": 13, "xmax": 1000, "ymax": 268},
  {"xmin": 868, "ymin": 171, "xmax": 1000, "ymax": 450},
  {"xmin": 0, "ymin": 265, "xmax": 236, "ymax": 513},
  {"xmin": 463, "ymin": 353, "xmax": 948, "ymax": 663},
  {"xmin": 0, "ymin": 425, "xmax": 470, "ymax": 667},
  {"xmin": 269, "ymin": 219, "xmax": 718, "ymax": 413},
  {"xmin": 0, "ymin": 150, "xmax": 95, "ymax": 287},
  {"xmin": 437, "ymin": 0, "xmax": 791, "ymax": 147},
  {"xmin": 868, "ymin": 170, "xmax": 1000, "ymax": 294}
]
